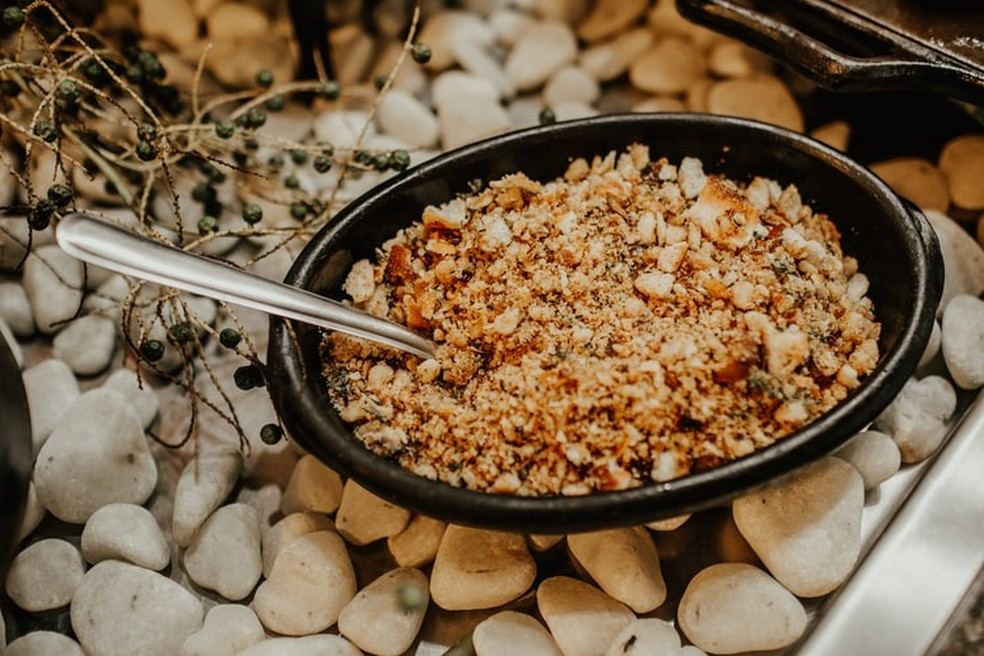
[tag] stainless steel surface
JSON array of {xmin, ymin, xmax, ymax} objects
[
  {"xmin": 55, "ymin": 213, "xmax": 436, "ymax": 359},
  {"xmin": 801, "ymin": 392, "xmax": 984, "ymax": 656}
]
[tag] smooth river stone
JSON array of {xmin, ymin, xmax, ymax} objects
[
  {"xmin": 280, "ymin": 454, "xmax": 344, "ymax": 515},
  {"xmin": 34, "ymin": 389, "xmax": 157, "ymax": 524},
  {"xmin": 505, "ymin": 21, "xmax": 578, "ymax": 91},
  {"xmin": 172, "ymin": 446, "xmax": 242, "ymax": 546},
  {"xmin": 22, "ymin": 358, "xmax": 79, "ymax": 453},
  {"xmin": 645, "ymin": 513, "xmax": 691, "ymax": 531},
  {"xmin": 430, "ymin": 525, "xmax": 537, "ymax": 610},
  {"xmin": 577, "ymin": 0, "xmax": 647, "ymax": 41},
  {"xmin": 338, "ymin": 567, "xmax": 429, "ymax": 656},
  {"xmin": 52, "ymin": 315, "xmax": 116, "ymax": 375},
  {"xmin": 335, "ymin": 480, "xmax": 411, "ymax": 546},
  {"xmin": 22, "ymin": 244, "xmax": 84, "ymax": 334},
  {"xmin": 567, "ymin": 526, "xmax": 666, "ymax": 613},
  {"xmin": 678, "ymin": 563, "xmax": 807, "ymax": 654},
  {"xmin": 537, "ymin": 576, "xmax": 634, "ymax": 656},
  {"xmin": 183, "ymin": 503, "xmax": 262, "ymax": 601},
  {"xmin": 387, "ymin": 514, "xmax": 446, "ymax": 568},
  {"xmin": 924, "ymin": 210, "xmax": 984, "ymax": 313},
  {"xmin": 473, "ymin": 611, "xmax": 563, "ymax": 656},
  {"xmin": 941, "ymin": 294, "xmax": 984, "ymax": 389},
  {"xmin": 103, "ymin": 368, "xmax": 159, "ymax": 429},
  {"xmin": 253, "ymin": 530, "xmax": 357, "ymax": 635},
  {"xmin": 81, "ymin": 503, "xmax": 169, "ymax": 570},
  {"xmin": 180, "ymin": 604, "xmax": 265, "ymax": 656},
  {"xmin": 5, "ymin": 538, "xmax": 85, "ymax": 611},
  {"xmin": 733, "ymin": 457, "xmax": 864, "ymax": 597},
  {"xmin": 876, "ymin": 375, "xmax": 957, "ymax": 463},
  {"xmin": 4, "ymin": 632, "xmax": 84, "ymax": 656},
  {"xmin": 238, "ymin": 635, "xmax": 363, "ymax": 656},
  {"xmin": 71, "ymin": 560, "xmax": 204, "ymax": 656},
  {"xmin": 0, "ymin": 282, "xmax": 34, "ymax": 335},
  {"xmin": 833, "ymin": 430, "xmax": 901, "ymax": 490},
  {"xmin": 263, "ymin": 511, "xmax": 335, "ymax": 577},
  {"xmin": 604, "ymin": 619, "xmax": 682, "ymax": 656}
]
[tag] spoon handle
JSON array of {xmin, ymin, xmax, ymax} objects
[{"xmin": 55, "ymin": 213, "xmax": 436, "ymax": 359}]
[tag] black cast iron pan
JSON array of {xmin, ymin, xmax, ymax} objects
[
  {"xmin": 266, "ymin": 113, "xmax": 943, "ymax": 534},
  {"xmin": 0, "ymin": 333, "xmax": 31, "ymax": 580}
]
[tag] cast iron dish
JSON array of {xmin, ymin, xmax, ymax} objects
[
  {"xmin": 267, "ymin": 113, "xmax": 943, "ymax": 533},
  {"xmin": 0, "ymin": 333, "xmax": 31, "ymax": 578}
]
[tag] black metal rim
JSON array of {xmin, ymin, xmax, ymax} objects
[{"xmin": 267, "ymin": 113, "xmax": 942, "ymax": 533}]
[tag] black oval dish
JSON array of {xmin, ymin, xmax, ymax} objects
[
  {"xmin": 267, "ymin": 114, "xmax": 942, "ymax": 534},
  {"xmin": 0, "ymin": 333, "xmax": 31, "ymax": 578}
]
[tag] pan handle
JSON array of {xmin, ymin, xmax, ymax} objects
[{"xmin": 675, "ymin": 0, "xmax": 984, "ymax": 104}]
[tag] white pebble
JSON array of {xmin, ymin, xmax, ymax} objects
[
  {"xmin": 941, "ymin": 294, "xmax": 984, "ymax": 389},
  {"xmin": 238, "ymin": 635, "xmax": 362, "ymax": 656},
  {"xmin": 184, "ymin": 503, "xmax": 262, "ymax": 601},
  {"xmin": 136, "ymin": 0, "xmax": 197, "ymax": 49},
  {"xmin": 335, "ymin": 479, "xmax": 411, "ymax": 546},
  {"xmin": 543, "ymin": 66, "xmax": 600, "ymax": 106},
  {"xmin": 416, "ymin": 10, "xmax": 492, "ymax": 72},
  {"xmin": 22, "ymin": 245, "xmax": 84, "ymax": 334},
  {"xmin": 924, "ymin": 210, "xmax": 984, "ymax": 312},
  {"xmin": 263, "ymin": 511, "xmax": 336, "ymax": 577},
  {"xmin": 71, "ymin": 560, "xmax": 204, "ymax": 656},
  {"xmin": 489, "ymin": 9, "xmax": 535, "ymax": 47},
  {"xmin": 629, "ymin": 37, "xmax": 706, "ymax": 95},
  {"xmin": 918, "ymin": 320, "xmax": 942, "ymax": 370},
  {"xmin": 181, "ymin": 604, "xmax": 265, "ymax": 656},
  {"xmin": 34, "ymin": 389, "xmax": 157, "ymax": 524},
  {"xmin": 281, "ymin": 454, "xmax": 344, "ymax": 515},
  {"xmin": 0, "ymin": 282, "xmax": 34, "ymax": 335},
  {"xmin": 505, "ymin": 21, "xmax": 578, "ymax": 91},
  {"xmin": 172, "ymin": 446, "xmax": 242, "ymax": 547},
  {"xmin": 438, "ymin": 97, "xmax": 512, "ymax": 150},
  {"xmin": 645, "ymin": 513, "xmax": 691, "ymax": 531},
  {"xmin": 22, "ymin": 358, "xmax": 79, "ymax": 453},
  {"xmin": 4, "ymin": 632, "xmax": 84, "ymax": 656},
  {"xmin": 377, "ymin": 89, "xmax": 439, "ymax": 148},
  {"xmin": 604, "ymin": 619, "xmax": 681, "ymax": 656},
  {"xmin": 16, "ymin": 482, "xmax": 45, "ymax": 544},
  {"xmin": 473, "ymin": 611, "xmax": 562, "ymax": 656},
  {"xmin": 529, "ymin": 533, "xmax": 565, "ymax": 551},
  {"xmin": 338, "ymin": 567, "xmax": 429, "ymax": 656},
  {"xmin": 452, "ymin": 40, "xmax": 515, "ymax": 99},
  {"xmin": 876, "ymin": 375, "xmax": 957, "ymax": 463},
  {"xmin": 312, "ymin": 110, "xmax": 377, "ymax": 150},
  {"xmin": 577, "ymin": 0, "xmax": 647, "ymax": 42},
  {"xmin": 567, "ymin": 526, "xmax": 666, "ymax": 613},
  {"xmin": 431, "ymin": 525, "xmax": 537, "ymax": 611},
  {"xmin": 834, "ymin": 430, "xmax": 901, "ymax": 490},
  {"xmin": 82, "ymin": 503, "xmax": 169, "ymax": 570},
  {"xmin": 733, "ymin": 457, "xmax": 864, "ymax": 597},
  {"xmin": 102, "ymin": 368, "xmax": 159, "ymax": 429},
  {"xmin": 537, "ymin": 576, "xmax": 634, "ymax": 656},
  {"xmin": 0, "ymin": 317, "xmax": 21, "ymax": 367},
  {"xmin": 52, "ymin": 315, "xmax": 116, "ymax": 375},
  {"xmin": 552, "ymin": 100, "xmax": 599, "ymax": 121},
  {"xmin": 431, "ymin": 70, "xmax": 501, "ymax": 110},
  {"xmin": 580, "ymin": 27, "xmax": 653, "ymax": 82},
  {"xmin": 388, "ymin": 515, "xmax": 447, "ymax": 568},
  {"xmin": 678, "ymin": 563, "xmax": 807, "ymax": 654},
  {"xmin": 5, "ymin": 538, "xmax": 85, "ymax": 611},
  {"xmin": 253, "ymin": 530, "xmax": 357, "ymax": 635}
]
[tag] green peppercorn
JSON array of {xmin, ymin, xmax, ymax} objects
[
  {"xmin": 259, "ymin": 423, "xmax": 283, "ymax": 445},
  {"xmin": 389, "ymin": 149, "xmax": 411, "ymax": 171},
  {"xmin": 191, "ymin": 182, "xmax": 216, "ymax": 204},
  {"xmin": 242, "ymin": 203, "xmax": 263, "ymax": 225},
  {"xmin": 137, "ymin": 50, "xmax": 165, "ymax": 80},
  {"xmin": 267, "ymin": 153, "xmax": 284, "ymax": 169},
  {"xmin": 46, "ymin": 184, "xmax": 73, "ymax": 207},
  {"xmin": 243, "ymin": 137, "xmax": 259, "ymax": 151},
  {"xmin": 219, "ymin": 327, "xmax": 242, "ymax": 349},
  {"xmin": 319, "ymin": 80, "xmax": 341, "ymax": 101},
  {"xmin": 289, "ymin": 149, "xmax": 308, "ymax": 165},
  {"xmin": 214, "ymin": 120, "xmax": 235, "ymax": 139},
  {"xmin": 265, "ymin": 94, "xmax": 284, "ymax": 112},
  {"xmin": 233, "ymin": 364, "xmax": 264, "ymax": 390},
  {"xmin": 313, "ymin": 155, "xmax": 332, "ymax": 173},
  {"xmin": 255, "ymin": 68, "xmax": 274, "ymax": 87},
  {"xmin": 284, "ymin": 174, "xmax": 299, "ymax": 190},
  {"xmin": 244, "ymin": 107, "xmax": 266, "ymax": 129},
  {"xmin": 372, "ymin": 153, "xmax": 390, "ymax": 171},
  {"xmin": 167, "ymin": 321, "xmax": 194, "ymax": 345},
  {"xmin": 233, "ymin": 151, "xmax": 248, "ymax": 167},
  {"xmin": 125, "ymin": 64, "xmax": 143, "ymax": 83},
  {"xmin": 353, "ymin": 150, "xmax": 372, "ymax": 165},
  {"xmin": 200, "ymin": 161, "xmax": 226, "ymax": 184},
  {"xmin": 289, "ymin": 201, "xmax": 309, "ymax": 220},
  {"xmin": 374, "ymin": 74, "xmax": 388, "ymax": 91},
  {"xmin": 538, "ymin": 107, "xmax": 556, "ymax": 125},
  {"xmin": 411, "ymin": 43, "xmax": 432, "ymax": 65},
  {"xmin": 198, "ymin": 215, "xmax": 219, "ymax": 234},
  {"xmin": 397, "ymin": 582, "xmax": 427, "ymax": 613},
  {"xmin": 140, "ymin": 339, "xmax": 166, "ymax": 362},
  {"xmin": 137, "ymin": 121, "xmax": 157, "ymax": 142},
  {"xmin": 34, "ymin": 120, "xmax": 57, "ymax": 143},
  {"xmin": 135, "ymin": 139, "xmax": 157, "ymax": 161},
  {"xmin": 2, "ymin": 6, "xmax": 25, "ymax": 29},
  {"xmin": 57, "ymin": 78, "xmax": 79, "ymax": 103},
  {"xmin": 27, "ymin": 199, "xmax": 54, "ymax": 230},
  {"xmin": 80, "ymin": 58, "xmax": 106, "ymax": 85}
]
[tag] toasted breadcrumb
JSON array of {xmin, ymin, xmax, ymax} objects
[{"xmin": 323, "ymin": 146, "xmax": 881, "ymax": 496}]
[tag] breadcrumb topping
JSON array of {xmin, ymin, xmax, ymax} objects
[{"xmin": 323, "ymin": 145, "xmax": 880, "ymax": 496}]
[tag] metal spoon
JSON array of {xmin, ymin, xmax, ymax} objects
[{"xmin": 55, "ymin": 212, "xmax": 436, "ymax": 359}]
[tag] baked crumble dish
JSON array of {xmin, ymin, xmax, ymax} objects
[{"xmin": 323, "ymin": 144, "xmax": 880, "ymax": 496}]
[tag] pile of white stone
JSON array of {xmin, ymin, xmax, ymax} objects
[{"xmin": 2, "ymin": 0, "xmax": 984, "ymax": 655}]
